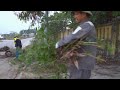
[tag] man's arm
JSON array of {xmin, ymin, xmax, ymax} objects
[{"xmin": 56, "ymin": 22, "xmax": 93, "ymax": 48}]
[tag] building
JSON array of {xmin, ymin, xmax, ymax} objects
[
  {"xmin": 0, "ymin": 35, "xmax": 5, "ymax": 40},
  {"xmin": 20, "ymin": 29, "xmax": 36, "ymax": 38}
]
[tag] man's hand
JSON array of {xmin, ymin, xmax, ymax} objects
[
  {"xmin": 64, "ymin": 51, "xmax": 76, "ymax": 58},
  {"xmin": 55, "ymin": 42, "xmax": 59, "ymax": 49}
]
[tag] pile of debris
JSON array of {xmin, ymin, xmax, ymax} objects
[
  {"xmin": 0, "ymin": 46, "xmax": 13, "ymax": 57},
  {"xmin": 0, "ymin": 46, "xmax": 10, "ymax": 51}
]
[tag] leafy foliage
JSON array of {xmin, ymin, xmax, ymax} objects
[
  {"xmin": 15, "ymin": 11, "xmax": 120, "ymax": 78},
  {"xmin": 14, "ymin": 11, "xmax": 44, "ymax": 26},
  {"xmin": 91, "ymin": 11, "xmax": 120, "ymax": 24},
  {"xmin": 18, "ymin": 27, "xmax": 67, "ymax": 78}
]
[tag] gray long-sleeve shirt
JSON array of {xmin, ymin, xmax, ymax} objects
[{"xmin": 56, "ymin": 20, "xmax": 97, "ymax": 70}]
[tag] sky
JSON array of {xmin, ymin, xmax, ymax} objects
[
  {"xmin": 0, "ymin": 11, "xmax": 56, "ymax": 34},
  {"xmin": 0, "ymin": 11, "xmax": 33, "ymax": 34}
]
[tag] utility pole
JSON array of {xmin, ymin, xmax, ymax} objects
[
  {"xmin": 44, "ymin": 11, "xmax": 49, "ymax": 33},
  {"xmin": 44, "ymin": 11, "xmax": 49, "ymax": 44}
]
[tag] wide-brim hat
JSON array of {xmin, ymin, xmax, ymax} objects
[{"xmin": 71, "ymin": 11, "xmax": 93, "ymax": 16}]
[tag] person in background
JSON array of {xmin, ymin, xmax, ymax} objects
[{"xmin": 14, "ymin": 36, "xmax": 22, "ymax": 59}]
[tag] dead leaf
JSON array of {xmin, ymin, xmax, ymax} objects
[{"xmin": 74, "ymin": 60, "xmax": 79, "ymax": 70}]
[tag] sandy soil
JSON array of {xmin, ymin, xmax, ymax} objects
[{"xmin": 1, "ymin": 51, "xmax": 120, "ymax": 79}]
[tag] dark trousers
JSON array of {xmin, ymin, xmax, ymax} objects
[
  {"xmin": 69, "ymin": 69, "xmax": 91, "ymax": 79},
  {"xmin": 68, "ymin": 65, "xmax": 91, "ymax": 79},
  {"xmin": 16, "ymin": 47, "xmax": 22, "ymax": 59}
]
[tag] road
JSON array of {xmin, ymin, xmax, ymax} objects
[{"xmin": 0, "ymin": 37, "xmax": 34, "ymax": 49}]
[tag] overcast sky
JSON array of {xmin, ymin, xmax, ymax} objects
[
  {"xmin": 0, "ymin": 11, "xmax": 57, "ymax": 34},
  {"xmin": 0, "ymin": 11, "xmax": 35, "ymax": 34}
]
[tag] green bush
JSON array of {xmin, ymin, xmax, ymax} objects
[{"xmin": 18, "ymin": 27, "xmax": 67, "ymax": 78}]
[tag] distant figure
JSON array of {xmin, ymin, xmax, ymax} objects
[{"xmin": 14, "ymin": 36, "xmax": 22, "ymax": 59}]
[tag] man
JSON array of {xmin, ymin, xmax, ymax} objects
[
  {"xmin": 55, "ymin": 11, "xmax": 97, "ymax": 79},
  {"xmin": 14, "ymin": 36, "xmax": 22, "ymax": 59}
]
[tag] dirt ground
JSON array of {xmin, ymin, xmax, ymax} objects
[
  {"xmin": 0, "ymin": 52, "xmax": 18, "ymax": 79},
  {"xmin": 1, "ymin": 51, "xmax": 120, "ymax": 79},
  {"xmin": 91, "ymin": 62, "xmax": 120, "ymax": 79}
]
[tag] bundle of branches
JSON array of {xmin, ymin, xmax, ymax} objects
[{"xmin": 56, "ymin": 39, "xmax": 105, "ymax": 69}]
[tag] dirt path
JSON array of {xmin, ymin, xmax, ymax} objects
[
  {"xmin": 91, "ymin": 64, "xmax": 120, "ymax": 79},
  {"xmin": 1, "ymin": 51, "xmax": 120, "ymax": 79},
  {"xmin": 0, "ymin": 52, "xmax": 40, "ymax": 79},
  {"xmin": 0, "ymin": 54, "xmax": 18, "ymax": 79}
]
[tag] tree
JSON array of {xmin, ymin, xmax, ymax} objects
[
  {"xmin": 91, "ymin": 11, "xmax": 120, "ymax": 24},
  {"xmin": 14, "ymin": 11, "xmax": 44, "ymax": 26},
  {"xmin": 14, "ymin": 11, "xmax": 120, "ymax": 39}
]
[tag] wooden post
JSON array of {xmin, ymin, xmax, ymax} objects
[{"xmin": 115, "ymin": 19, "xmax": 119, "ymax": 56}]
